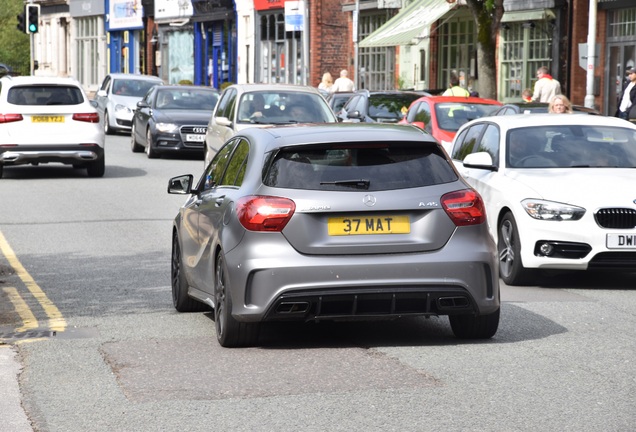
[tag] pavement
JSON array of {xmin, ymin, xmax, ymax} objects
[{"xmin": 0, "ymin": 345, "xmax": 33, "ymax": 432}]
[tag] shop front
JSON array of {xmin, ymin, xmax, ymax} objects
[{"xmin": 105, "ymin": 0, "xmax": 145, "ymax": 74}]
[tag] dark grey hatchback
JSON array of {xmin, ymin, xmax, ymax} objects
[{"xmin": 168, "ymin": 123, "xmax": 499, "ymax": 347}]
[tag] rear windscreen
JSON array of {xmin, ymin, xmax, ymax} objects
[
  {"xmin": 7, "ymin": 85, "xmax": 84, "ymax": 105},
  {"xmin": 265, "ymin": 142, "xmax": 458, "ymax": 191}
]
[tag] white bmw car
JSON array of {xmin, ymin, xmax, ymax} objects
[{"xmin": 449, "ymin": 113, "xmax": 636, "ymax": 285}]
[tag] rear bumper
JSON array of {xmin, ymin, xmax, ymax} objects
[
  {"xmin": 222, "ymin": 229, "xmax": 500, "ymax": 323},
  {"xmin": 0, "ymin": 145, "xmax": 104, "ymax": 166}
]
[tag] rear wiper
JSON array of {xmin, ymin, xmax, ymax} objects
[{"xmin": 320, "ymin": 179, "xmax": 370, "ymax": 189}]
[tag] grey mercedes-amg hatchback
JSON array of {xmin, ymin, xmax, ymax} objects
[{"xmin": 169, "ymin": 123, "xmax": 499, "ymax": 347}]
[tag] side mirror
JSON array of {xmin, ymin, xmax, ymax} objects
[
  {"xmin": 167, "ymin": 174, "xmax": 194, "ymax": 194},
  {"xmin": 462, "ymin": 152, "xmax": 497, "ymax": 171},
  {"xmin": 215, "ymin": 116, "xmax": 232, "ymax": 127},
  {"xmin": 96, "ymin": 89, "xmax": 107, "ymax": 97},
  {"xmin": 136, "ymin": 100, "xmax": 150, "ymax": 108},
  {"xmin": 346, "ymin": 110, "xmax": 362, "ymax": 119}
]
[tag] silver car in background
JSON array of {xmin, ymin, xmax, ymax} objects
[
  {"xmin": 94, "ymin": 73, "xmax": 164, "ymax": 135},
  {"xmin": 203, "ymin": 83, "xmax": 338, "ymax": 165},
  {"xmin": 169, "ymin": 124, "xmax": 500, "ymax": 347}
]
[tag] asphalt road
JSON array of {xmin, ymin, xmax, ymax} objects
[{"xmin": 0, "ymin": 133, "xmax": 635, "ymax": 431}]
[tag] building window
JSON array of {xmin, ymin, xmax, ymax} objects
[
  {"xmin": 75, "ymin": 17, "xmax": 101, "ymax": 89},
  {"xmin": 437, "ymin": 16, "xmax": 477, "ymax": 91},
  {"xmin": 499, "ymin": 22, "xmax": 552, "ymax": 102},
  {"xmin": 257, "ymin": 12, "xmax": 302, "ymax": 84},
  {"xmin": 358, "ymin": 10, "xmax": 395, "ymax": 90},
  {"xmin": 608, "ymin": 8, "xmax": 636, "ymax": 38}
]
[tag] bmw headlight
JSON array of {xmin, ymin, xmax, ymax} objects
[
  {"xmin": 521, "ymin": 199, "xmax": 585, "ymax": 221},
  {"xmin": 156, "ymin": 123, "xmax": 179, "ymax": 133},
  {"xmin": 115, "ymin": 104, "xmax": 132, "ymax": 114}
]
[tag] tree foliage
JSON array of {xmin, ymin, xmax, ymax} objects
[
  {"xmin": 0, "ymin": 0, "xmax": 31, "ymax": 76},
  {"xmin": 463, "ymin": 0, "xmax": 504, "ymax": 99}
]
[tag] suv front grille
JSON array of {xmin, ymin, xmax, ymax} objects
[{"xmin": 595, "ymin": 208, "xmax": 636, "ymax": 229}]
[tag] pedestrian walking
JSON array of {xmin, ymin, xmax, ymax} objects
[
  {"xmin": 331, "ymin": 69, "xmax": 355, "ymax": 93},
  {"xmin": 442, "ymin": 73, "xmax": 470, "ymax": 97},
  {"xmin": 616, "ymin": 67, "xmax": 636, "ymax": 120},
  {"xmin": 318, "ymin": 72, "xmax": 333, "ymax": 92},
  {"xmin": 532, "ymin": 66, "xmax": 561, "ymax": 103},
  {"xmin": 548, "ymin": 95, "xmax": 573, "ymax": 113}
]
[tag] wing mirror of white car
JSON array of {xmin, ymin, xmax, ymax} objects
[
  {"xmin": 215, "ymin": 116, "xmax": 232, "ymax": 127},
  {"xmin": 96, "ymin": 89, "xmax": 107, "ymax": 97},
  {"xmin": 462, "ymin": 152, "xmax": 497, "ymax": 171}
]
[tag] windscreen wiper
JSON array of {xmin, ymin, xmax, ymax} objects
[{"xmin": 319, "ymin": 179, "xmax": 370, "ymax": 189}]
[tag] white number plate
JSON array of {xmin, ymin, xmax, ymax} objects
[
  {"xmin": 606, "ymin": 233, "xmax": 636, "ymax": 249},
  {"xmin": 186, "ymin": 134, "xmax": 205, "ymax": 142}
]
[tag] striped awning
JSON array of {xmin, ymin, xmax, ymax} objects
[{"xmin": 359, "ymin": 0, "xmax": 454, "ymax": 48}]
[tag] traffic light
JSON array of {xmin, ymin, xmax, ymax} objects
[
  {"xmin": 16, "ymin": 9, "xmax": 26, "ymax": 33},
  {"xmin": 26, "ymin": 4, "xmax": 40, "ymax": 34}
]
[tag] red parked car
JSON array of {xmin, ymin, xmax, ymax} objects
[{"xmin": 399, "ymin": 96, "xmax": 502, "ymax": 152}]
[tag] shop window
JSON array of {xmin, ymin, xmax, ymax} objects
[{"xmin": 499, "ymin": 22, "xmax": 552, "ymax": 102}]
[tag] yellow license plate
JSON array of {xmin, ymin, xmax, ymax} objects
[
  {"xmin": 328, "ymin": 215, "xmax": 410, "ymax": 236},
  {"xmin": 32, "ymin": 116, "xmax": 65, "ymax": 123}
]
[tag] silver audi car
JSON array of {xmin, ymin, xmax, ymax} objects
[{"xmin": 168, "ymin": 123, "xmax": 500, "ymax": 347}]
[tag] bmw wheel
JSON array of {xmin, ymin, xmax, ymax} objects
[
  {"xmin": 145, "ymin": 128, "xmax": 159, "ymax": 159},
  {"xmin": 171, "ymin": 233, "xmax": 207, "ymax": 312},
  {"xmin": 214, "ymin": 252, "xmax": 260, "ymax": 347},
  {"xmin": 498, "ymin": 212, "xmax": 533, "ymax": 285}
]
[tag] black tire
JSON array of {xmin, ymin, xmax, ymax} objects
[
  {"xmin": 145, "ymin": 128, "xmax": 159, "ymax": 159},
  {"xmin": 214, "ymin": 252, "xmax": 260, "ymax": 347},
  {"xmin": 130, "ymin": 124, "xmax": 143, "ymax": 153},
  {"xmin": 86, "ymin": 157, "xmax": 105, "ymax": 177},
  {"xmin": 0, "ymin": 163, "xmax": 3, "ymax": 178},
  {"xmin": 449, "ymin": 307, "xmax": 500, "ymax": 339},
  {"xmin": 498, "ymin": 212, "xmax": 533, "ymax": 286},
  {"xmin": 104, "ymin": 110, "xmax": 113, "ymax": 135},
  {"xmin": 171, "ymin": 234, "xmax": 208, "ymax": 312}
]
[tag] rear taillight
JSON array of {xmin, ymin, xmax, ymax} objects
[
  {"xmin": 236, "ymin": 196, "xmax": 296, "ymax": 232},
  {"xmin": 0, "ymin": 114, "xmax": 24, "ymax": 123},
  {"xmin": 441, "ymin": 189, "xmax": 486, "ymax": 226},
  {"xmin": 73, "ymin": 112, "xmax": 100, "ymax": 123}
]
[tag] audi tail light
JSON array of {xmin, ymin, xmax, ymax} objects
[
  {"xmin": 237, "ymin": 196, "xmax": 296, "ymax": 232},
  {"xmin": 441, "ymin": 189, "xmax": 486, "ymax": 226}
]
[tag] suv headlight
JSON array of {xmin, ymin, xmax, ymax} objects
[
  {"xmin": 521, "ymin": 199, "xmax": 585, "ymax": 221},
  {"xmin": 156, "ymin": 123, "xmax": 179, "ymax": 133}
]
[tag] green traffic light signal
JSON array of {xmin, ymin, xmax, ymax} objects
[{"xmin": 26, "ymin": 4, "xmax": 39, "ymax": 34}]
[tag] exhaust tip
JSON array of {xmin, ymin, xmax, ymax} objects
[{"xmin": 276, "ymin": 301, "xmax": 310, "ymax": 314}]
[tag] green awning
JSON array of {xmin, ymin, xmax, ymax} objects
[
  {"xmin": 359, "ymin": 0, "xmax": 454, "ymax": 48},
  {"xmin": 501, "ymin": 9, "xmax": 556, "ymax": 23}
]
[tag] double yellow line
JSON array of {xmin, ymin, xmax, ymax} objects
[{"xmin": 0, "ymin": 231, "xmax": 66, "ymax": 334}]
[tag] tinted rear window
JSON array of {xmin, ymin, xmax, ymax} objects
[
  {"xmin": 7, "ymin": 85, "xmax": 84, "ymax": 105},
  {"xmin": 265, "ymin": 142, "xmax": 457, "ymax": 191}
]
